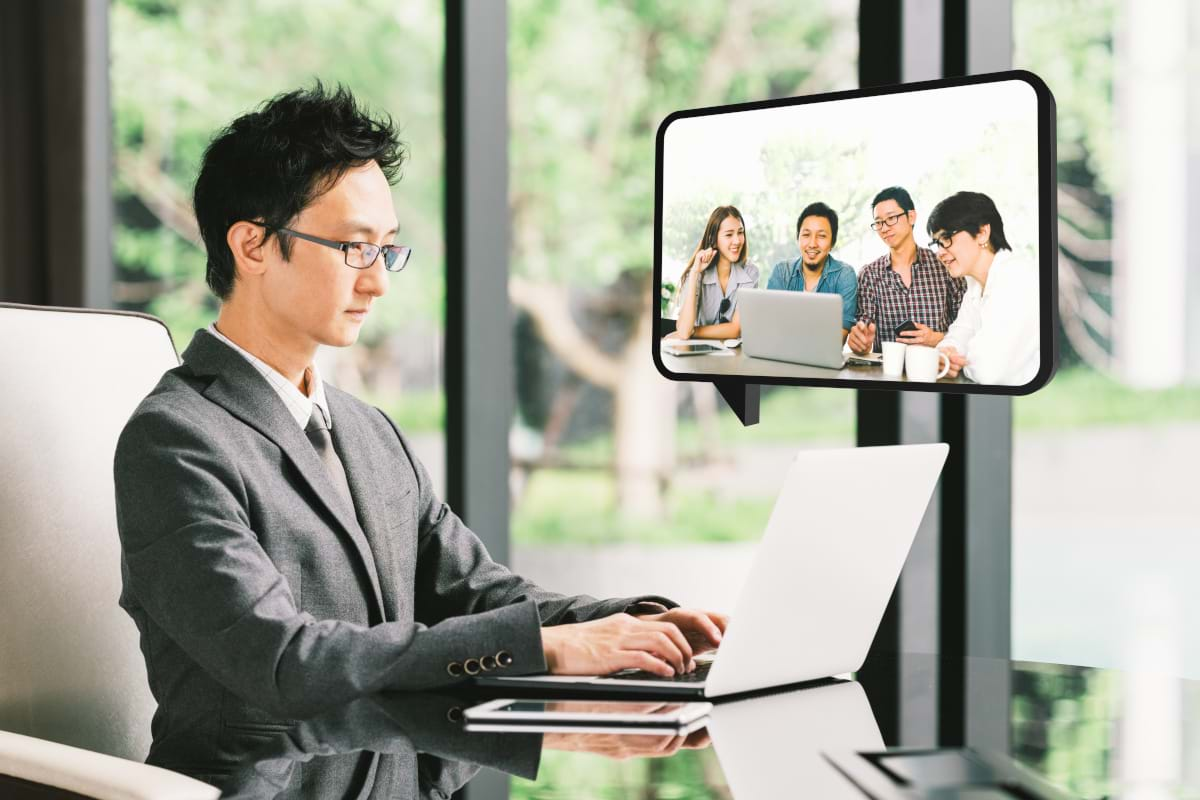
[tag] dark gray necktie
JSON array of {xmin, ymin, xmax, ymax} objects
[{"xmin": 305, "ymin": 406, "xmax": 356, "ymax": 513}]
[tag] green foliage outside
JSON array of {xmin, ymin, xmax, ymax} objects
[
  {"xmin": 509, "ymin": 0, "xmax": 857, "ymax": 288},
  {"xmin": 511, "ymin": 747, "xmax": 721, "ymax": 800},
  {"xmin": 513, "ymin": 470, "xmax": 775, "ymax": 546},
  {"xmin": 1011, "ymin": 663, "xmax": 1121, "ymax": 799}
]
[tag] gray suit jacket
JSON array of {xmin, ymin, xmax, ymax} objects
[{"xmin": 114, "ymin": 329, "xmax": 671, "ymax": 769}]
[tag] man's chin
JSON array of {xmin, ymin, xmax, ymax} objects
[{"xmin": 321, "ymin": 327, "xmax": 362, "ymax": 348}]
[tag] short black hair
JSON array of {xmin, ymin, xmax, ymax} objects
[
  {"xmin": 926, "ymin": 191, "xmax": 1012, "ymax": 252},
  {"xmin": 871, "ymin": 186, "xmax": 915, "ymax": 214},
  {"xmin": 796, "ymin": 202, "xmax": 839, "ymax": 247},
  {"xmin": 193, "ymin": 81, "xmax": 407, "ymax": 300}
]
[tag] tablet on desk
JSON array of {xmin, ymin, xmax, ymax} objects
[
  {"xmin": 463, "ymin": 698, "xmax": 712, "ymax": 735},
  {"xmin": 662, "ymin": 341, "xmax": 728, "ymax": 356}
]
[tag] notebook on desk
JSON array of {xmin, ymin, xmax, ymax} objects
[{"xmin": 475, "ymin": 443, "xmax": 949, "ymax": 699}]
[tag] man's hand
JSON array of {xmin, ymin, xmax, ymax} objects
[
  {"xmin": 939, "ymin": 345, "xmax": 968, "ymax": 378},
  {"xmin": 633, "ymin": 608, "xmax": 727, "ymax": 655},
  {"xmin": 541, "ymin": 613, "xmax": 696, "ymax": 677},
  {"xmin": 896, "ymin": 322, "xmax": 943, "ymax": 347},
  {"xmin": 847, "ymin": 320, "xmax": 876, "ymax": 354}
]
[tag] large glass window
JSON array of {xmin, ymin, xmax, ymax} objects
[
  {"xmin": 507, "ymin": 0, "xmax": 860, "ymax": 614},
  {"xmin": 109, "ymin": 0, "xmax": 446, "ymax": 488},
  {"xmin": 1012, "ymin": 0, "xmax": 1200, "ymax": 675}
]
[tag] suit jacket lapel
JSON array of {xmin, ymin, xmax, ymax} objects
[
  {"xmin": 326, "ymin": 387, "xmax": 403, "ymax": 624},
  {"xmin": 180, "ymin": 330, "xmax": 388, "ymax": 623}
]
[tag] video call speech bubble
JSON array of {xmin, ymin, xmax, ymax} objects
[{"xmin": 653, "ymin": 71, "xmax": 1058, "ymax": 396}]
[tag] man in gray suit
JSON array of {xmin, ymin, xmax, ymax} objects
[{"xmin": 114, "ymin": 84, "xmax": 727, "ymax": 768}]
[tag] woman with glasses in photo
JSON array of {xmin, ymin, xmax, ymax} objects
[
  {"xmin": 928, "ymin": 191, "xmax": 1040, "ymax": 386},
  {"xmin": 670, "ymin": 205, "xmax": 759, "ymax": 340}
]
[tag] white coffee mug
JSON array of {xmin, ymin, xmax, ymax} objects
[
  {"xmin": 905, "ymin": 345, "xmax": 950, "ymax": 382},
  {"xmin": 882, "ymin": 341, "xmax": 906, "ymax": 377}
]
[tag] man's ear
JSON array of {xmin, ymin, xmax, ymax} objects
[{"xmin": 226, "ymin": 221, "xmax": 270, "ymax": 280}]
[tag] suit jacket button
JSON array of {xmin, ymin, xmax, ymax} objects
[
  {"xmin": 464, "ymin": 658, "xmax": 481, "ymax": 676},
  {"xmin": 447, "ymin": 661, "xmax": 463, "ymax": 677},
  {"xmin": 446, "ymin": 706, "xmax": 463, "ymax": 723},
  {"xmin": 496, "ymin": 650, "xmax": 513, "ymax": 668},
  {"xmin": 480, "ymin": 654, "xmax": 497, "ymax": 671}
]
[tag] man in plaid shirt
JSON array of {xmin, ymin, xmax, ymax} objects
[{"xmin": 848, "ymin": 186, "xmax": 966, "ymax": 355}]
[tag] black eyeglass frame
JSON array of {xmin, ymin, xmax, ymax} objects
[
  {"xmin": 928, "ymin": 230, "xmax": 964, "ymax": 251},
  {"xmin": 251, "ymin": 222, "xmax": 412, "ymax": 272},
  {"xmin": 869, "ymin": 211, "xmax": 911, "ymax": 231}
]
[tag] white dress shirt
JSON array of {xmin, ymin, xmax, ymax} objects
[
  {"xmin": 206, "ymin": 323, "xmax": 332, "ymax": 430},
  {"xmin": 938, "ymin": 249, "xmax": 1040, "ymax": 386}
]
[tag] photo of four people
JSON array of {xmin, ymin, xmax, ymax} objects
[{"xmin": 666, "ymin": 185, "xmax": 1040, "ymax": 386}]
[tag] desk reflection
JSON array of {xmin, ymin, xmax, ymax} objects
[{"xmin": 174, "ymin": 655, "xmax": 1200, "ymax": 799}]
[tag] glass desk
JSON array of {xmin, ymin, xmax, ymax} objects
[{"xmin": 178, "ymin": 654, "xmax": 1198, "ymax": 799}]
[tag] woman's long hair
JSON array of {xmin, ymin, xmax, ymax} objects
[{"xmin": 673, "ymin": 205, "xmax": 748, "ymax": 315}]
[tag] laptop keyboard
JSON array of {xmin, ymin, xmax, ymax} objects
[{"xmin": 608, "ymin": 660, "xmax": 712, "ymax": 683}]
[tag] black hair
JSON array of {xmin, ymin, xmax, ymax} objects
[
  {"xmin": 870, "ymin": 186, "xmax": 915, "ymax": 214},
  {"xmin": 926, "ymin": 191, "xmax": 1012, "ymax": 252},
  {"xmin": 796, "ymin": 202, "xmax": 839, "ymax": 247},
  {"xmin": 193, "ymin": 81, "xmax": 408, "ymax": 300}
]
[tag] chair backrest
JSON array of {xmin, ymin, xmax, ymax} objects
[{"xmin": 0, "ymin": 303, "xmax": 180, "ymax": 761}]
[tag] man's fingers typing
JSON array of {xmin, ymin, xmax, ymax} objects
[
  {"xmin": 648, "ymin": 621, "xmax": 693, "ymax": 663},
  {"xmin": 621, "ymin": 650, "xmax": 674, "ymax": 677}
]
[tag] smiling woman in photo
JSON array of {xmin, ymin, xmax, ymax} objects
[
  {"xmin": 671, "ymin": 206, "xmax": 760, "ymax": 340},
  {"xmin": 929, "ymin": 191, "xmax": 1040, "ymax": 386}
]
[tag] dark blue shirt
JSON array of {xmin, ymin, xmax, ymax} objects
[{"xmin": 766, "ymin": 255, "xmax": 859, "ymax": 330}]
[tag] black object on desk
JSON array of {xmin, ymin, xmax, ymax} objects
[{"xmin": 824, "ymin": 747, "xmax": 1080, "ymax": 799}]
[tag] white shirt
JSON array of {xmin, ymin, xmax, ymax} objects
[
  {"xmin": 206, "ymin": 323, "xmax": 332, "ymax": 431},
  {"xmin": 938, "ymin": 250, "xmax": 1040, "ymax": 386}
]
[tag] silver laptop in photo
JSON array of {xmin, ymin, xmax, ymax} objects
[
  {"xmin": 738, "ymin": 287, "xmax": 848, "ymax": 369},
  {"xmin": 475, "ymin": 442, "xmax": 949, "ymax": 699}
]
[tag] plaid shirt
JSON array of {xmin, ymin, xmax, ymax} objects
[{"xmin": 855, "ymin": 247, "xmax": 967, "ymax": 352}]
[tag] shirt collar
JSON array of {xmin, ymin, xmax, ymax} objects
[
  {"xmin": 701, "ymin": 260, "xmax": 752, "ymax": 287},
  {"xmin": 790, "ymin": 254, "xmax": 846, "ymax": 282},
  {"xmin": 206, "ymin": 322, "xmax": 330, "ymax": 430},
  {"xmin": 977, "ymin": 249, "xmax": 1014, "ymax": 299}
]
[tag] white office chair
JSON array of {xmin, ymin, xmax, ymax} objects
[
  {"xmin": 0, "ymin": 729, "xmax": 217, "ymax": 800},
  {"xmin": 0, "ymin": 303, "xmax": 181, "ymax": 766}
]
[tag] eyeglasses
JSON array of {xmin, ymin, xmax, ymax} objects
[
  {"xmin": 929, "ymin": 230, "xmax": 962, "ymax": 251},
  {"xmin": 718, "ymin": 297, "xmax": 732, "ymax": 323},
  {"xmin": 869, "ymin": 212, "xmax": 909, "ymax": 231},
  {"xmin": 254, "ymin": 223, "xmax": 412, "ymax": 272}
]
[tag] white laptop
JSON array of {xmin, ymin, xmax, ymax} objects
[
  {"xmin": 739, "ymin": 287, "xmax": 848, "ymax": 369},
  {"xmin": 476, "ymin": 442, "xmax": 949, "ymax": 699}
]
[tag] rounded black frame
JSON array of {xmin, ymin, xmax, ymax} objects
[{"xmin": 651, "ymin": 69, "xmax": 1059, "ymax": 397}]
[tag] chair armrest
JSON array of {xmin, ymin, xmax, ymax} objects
[{"xmin": 0, "ymin": 730, "xmax": 218, "ymax": 800}]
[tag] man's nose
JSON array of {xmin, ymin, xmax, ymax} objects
[{"xmin": 358, "ymin": 258, "xmax": 389, "ymax": 297}]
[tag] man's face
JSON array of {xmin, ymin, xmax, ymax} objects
[
  {"xmin": 872, "ymin": 199, "xmax": 915, "ymax": 249},
  {"xmin": 797, "ymin": 215, "xmax": 832, "ymax": 269},
  {"xmin": 257, "ymin": 162, "xmax": 397, "ymax": 349}
]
